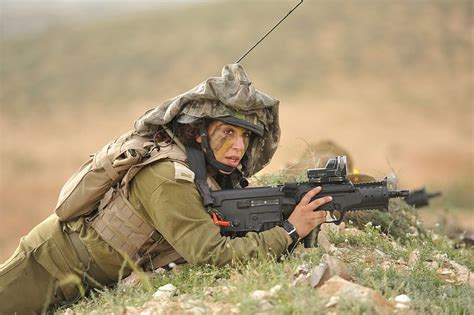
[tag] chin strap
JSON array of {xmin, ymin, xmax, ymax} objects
[{"xmin": 198, "ymin": 123, "xmax": 236, "ymax": 174}]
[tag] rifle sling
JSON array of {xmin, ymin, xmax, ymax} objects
[{"xmin": 185, "ymin": 145, "xmax": 213, "ymax": 207}]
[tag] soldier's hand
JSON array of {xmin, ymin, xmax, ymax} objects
[{"xmin": 288, "ymin": 186, "xmax": 331, "ymax": 239}]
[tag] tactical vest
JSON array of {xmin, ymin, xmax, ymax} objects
[{"xmin": 89, "ymin": 143, "xmax": 197, "ymax": 270}]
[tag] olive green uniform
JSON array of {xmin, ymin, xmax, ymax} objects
[{"xmin": 0, "ymin": 160, "xmax": 288, "ymax": 314}]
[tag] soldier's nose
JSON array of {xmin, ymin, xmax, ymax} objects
[{"xmin": 233, "ymin": 136, "xmax": 245, "ymax": 151}]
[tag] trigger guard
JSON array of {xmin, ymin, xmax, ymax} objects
[{"xmin": 325, "ymin": 210, "xmax": 343, "ymax": 225}]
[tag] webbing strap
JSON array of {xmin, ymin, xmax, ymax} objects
[
  {"xmin": 67, "ymin": 232, "xmax": 114, "ymax": 286},
  {"xmin": 185, "ymin": 145, "xmax": 213, "ymax": 207}
]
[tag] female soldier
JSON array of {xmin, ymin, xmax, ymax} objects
[{"xmin": 0, "ymin": 64, "xmax": 330, "ymax": 313}]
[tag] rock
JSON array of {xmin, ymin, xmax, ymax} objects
[
  {"xmin": 269, "ymin": 285, "xmax": 282, "ymax": 295},
  {"xmin": 309, "ymin": 262, "xmax": 328, "ymax": 288},
  {"xmin": 408, "ymin": 250, "xmax": 420, "ymax": 267},
  {"xmin": 395, "ymin": 303, "xmax": 410, "ymax": 310},
  {"xmin": 317, "ymin": 276, "xmax": 395, "ymax": 314},
  {"xmin": 363, "ymin": 254, "xmax": 376, "ymax": 264},
  {"xmin": 251, "ymin": 290, "xmax": 270, "ymax": 300},
  {"xmin": 324, "ymin": 296, "xmax": 340, "ymax": 308},
  {"xmin": 154, "ymin": 268, "xmax": 167, "ymax": 275},
  {"xmin": 168, "ymin": 262, "xmax": 177, "ymax": 269},
  {"xmin": 294, "ymin": 263, "xmax": 311, "ymax": 276},
  {"xmin": 374, "ymin": 249, "xmax": 387, "ymax": 258},
  {"xmin": 122, "ymin": 271, "xmax": 153, "ymax": 288},
  {"xmin": 317, "ymin": 224, "xmax": 338, "ymax": 253},
  {"xmin": 292, "ymin": 274, "xmax": 307, "ymax": 287},
  {"xmin": 424, "ymin": 261, "xmax": 439, "ymax": 270},
  {"xmin": 449, "ymin": 260, "xmax": 474, "ymax": 287},
  {"xmin": 153, "ymin": 283, "xmax": 177, "ymax": 300},
  {"xmin": 395, "ymin": 294, "xmax": 411, "ymax": 304},
  {"xmin": 437, "ymin": 268, "xmax": 457, "ymax": 283},
  {"xmin": 309, "ymin": 254, "xmax": 352, "ymax": 288}
]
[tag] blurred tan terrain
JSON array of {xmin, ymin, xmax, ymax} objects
[{"xmin": 1, "ymin": 0, "xmax": 472, "ymax": 260}]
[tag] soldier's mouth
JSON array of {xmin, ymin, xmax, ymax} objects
[{"xmin": 224, "ymin": 156, "xmax": 241, "ymax": 167}]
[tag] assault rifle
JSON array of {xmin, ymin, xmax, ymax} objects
[
  {"xmin": 405, "ymin": 188, "xmax": 441, "ymax": 208},
  {"xmin": 210, "ymin": 156, "xmax": 409, "ymax": 247}
]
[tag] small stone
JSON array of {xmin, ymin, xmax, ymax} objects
[
  {"xmin": 408, "ymin": 250, "xmax": 420, "ymax": 267},
  {"xmin": 424, "ymin": 261, "xmax": 439, "ymax": 270},
  {"xmin": 364, "ymin": 255, "xmax": 375, "ymax": 264},
  {"xmin": 325, "ymin": 296, "xmax": 340, "ymax": 308},
  {"xmin": 318, "ymin": 225, "xmax": 337, "ymax": 253},
  {"xmin": 122, "ymin": 272, "xmax": 151, "ymax": 288},
  {"xmin": 203, "ymin": 287, "xmax": 214, "ymax": 297},
  {"xmin": 292, "ymin": 274, "xmax": 307, "ymax": 287},
  {"xmin": 395, "ymin": 303, "xmax": 410, "ymax": 309},
  {"xmin": 374, "ymin": 249, "xmax": 387, "ymax": 258},
  {"xmin": 449, "ymin": 260, "xmax": 474, "ymax": 287},
  {"xmin": 64, "ymin": 309, "xmax": 74, "ymax": 315},
  {"xmin": 309, "ymin": 262, "xmax": 328, "ymax": 288},
  {"xmin": 153, "ymin": 283, "xmax": 177, "ymax": 300},
  {"xmin": 317, "ymin": 276, "xmax": 395, "ymax": 313},
  {"xmin": 154, "ymin": 268, "xmax": 167, "ymax": 275},
  {"xmin": 294, "ymin": 263, "xmax": 311, "ymax": 276},
  {"xmin": 168, "ymin": 262, "xmax": 177, "ymax": 269},
  {"xmin": 395, "ymin": 294, "xmax": 411, "ymax": 304},
  {"xmin": 270, "ymin": 284, "xmax": 282, "ymax": 295},
  {"xmin": 251, "ymin": 290, "xmax": 269, "ymax": 300},
  {"xmin": 309, "ymin": 254, "xmax": 352, "ymax": 288}
]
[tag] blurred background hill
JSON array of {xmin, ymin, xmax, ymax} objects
[{"xmin": 0, "ymin": 0, "xmax": 472, "ymax": 260}]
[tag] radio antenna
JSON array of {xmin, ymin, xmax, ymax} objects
[{"xmin": 235, "ymin": 0, "xmax": 304, "ymax": 64}]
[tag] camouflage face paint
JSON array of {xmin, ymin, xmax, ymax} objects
[{"xmin": 207, "ymin": 121, "xmax": 250, "ymax": 168}]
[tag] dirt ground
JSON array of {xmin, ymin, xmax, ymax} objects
[{"xmin": 0, "ymin": 94, "xmax": 472, "ymax": 261}]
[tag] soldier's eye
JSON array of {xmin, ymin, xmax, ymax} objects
[
  {"xmin": 224, "ymin": 128, "xmax": 234, "ymax": 136},
  {"xmin": 243, "ymin": 131, "xmax": 251, "ymax": 138}
]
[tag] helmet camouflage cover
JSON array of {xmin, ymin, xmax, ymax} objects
[{"xmin": 134, "ymin": 64, "xmax": 280, "ymax": 177}]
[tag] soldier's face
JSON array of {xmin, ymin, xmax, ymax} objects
[{"xmin": 196, "ymin": 120, "xmax": 251, "ymax": 172}]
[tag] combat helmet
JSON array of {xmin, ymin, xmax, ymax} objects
[{"xmin": 134, "ymin": 64, "xmax": 280, "ymax": 177}]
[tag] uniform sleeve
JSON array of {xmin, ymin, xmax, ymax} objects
[{"xmin": 130, "ymin": 161, "xmax": 289, "ymax": 266}]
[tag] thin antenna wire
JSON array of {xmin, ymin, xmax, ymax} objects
[{"xmin": 235, "ymin": 0, "xmax": 304, "ymax": 64}]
